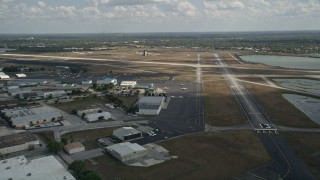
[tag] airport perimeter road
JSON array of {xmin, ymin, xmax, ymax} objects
[{"xmin": 215, "ymin": 53, "xmax": 315, "ymax": 179}]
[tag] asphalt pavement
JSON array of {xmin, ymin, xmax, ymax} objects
[{"xmin": 216, "ymin": 53, "xmax": 315, "ymax": 180}]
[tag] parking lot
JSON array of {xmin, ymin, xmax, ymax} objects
[{"xmin": 131, "ymin": 79, "xmax": 204, "ymax": 145}]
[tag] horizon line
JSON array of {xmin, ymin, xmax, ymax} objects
[{"xmin": 0, "ymin": 29, "xmax": 320, "ymax": 35}]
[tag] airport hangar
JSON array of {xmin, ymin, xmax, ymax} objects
[
  {"xmin": 113, "ymin": 127, "xmax": 142, "ymax": 141},
  {"xmin": 137, "ymin": 96, "xmax": 165, "ymax": 115},
  {"xmin": 105, "ymin": 142, "xmax": 147, "ymax": 162}
]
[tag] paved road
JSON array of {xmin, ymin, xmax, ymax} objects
[{"xmin": 217, "ymin": 53, "xmax": 315, "ymax": 180}]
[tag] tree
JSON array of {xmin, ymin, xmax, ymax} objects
[
  {"xmin": 71, "ymin": 109, "xmax": 77, "ymax": 115},
  {"xmin": 98, "ymin": 109, "xmax": 102, "ymax": 113},
  {"xmin": 79, "ymin": 170, "xmax": 102, "ymax": 180},
  {"xmin": 68, "ymin": 160, "xmax": 86, "ymax": 176},
  {"xmin": 61, "ymin": 137, "xmax": 68, "ymax": 145},
  {"xmin": 47, "ymin": 141, "xmax": 62, "ymax": 154},
  {"xmin": 47, "ymin": 94, "xmax": 53, "ymax": 99},
  {"xmin": 92, "ymin": 83, "xmax": 97, "ymax": 89}
]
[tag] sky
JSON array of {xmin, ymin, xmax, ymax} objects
[{"xmin": 0, "ymin": 0, "xmax": 319, "ymax": 34}]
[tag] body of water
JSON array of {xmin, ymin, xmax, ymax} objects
[
  {"xmin": 283, "ymin": 94, "xmax": 320, "ymax": 125},
  {"xmin": 273, "ymin": 79, "xmax": 320, "ymax": 95},
  {"xmin": 240, "ymin": 55, "xmax": 320, "ymax": 70}
]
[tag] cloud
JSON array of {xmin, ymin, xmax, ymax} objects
[
  {"xmin": 0, "ymin": 0, "xmax": 319, "ymax": 33},
  {"xmin": 176, "ymin": 0, "xmax": 197, "ymax": 17},
  {"xmin": 203, "ymin": 0, "xmax": 320, "ymax": 19},
  {"xmin": 49, "ymin": 6, "xmax": 76, "ymax": 18}
]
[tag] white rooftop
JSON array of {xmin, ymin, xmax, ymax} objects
[
  {"xmin": 85, "ymin": 112, "xmax": 111, "ymax": 120},
  {"xmin": 16, "ymin": 73, "xmax": 26, "ymax": 78},
  {"xmin": 0, "ymin": 155, "xmax": 75, "ymax": 180},
  {"xmin": 120, "ymin": 81, "xmax": 137, "ymax": 86},
  {"xmin": 107, "ymin": 142, "xmax": 146, "ymax": 157}
]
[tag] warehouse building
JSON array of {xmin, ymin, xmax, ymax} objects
[
  {"xmin": 43, "ymin": 90, "xmax": 67, "ymax": 98},
  {"xmin": 84, "ymin": 112, "xmax": 111, "ymax": 122},
  {"xmin": 97, "ymin": 77, "xmax": 117, "ymax": 85},
  {"xmin": 82, "ymin": 79, "xmax": 92, "ymax": 85},
  {"xmin": 1, "ymin": 106, "xmax": 63, "ymax": 128},
  {"xmin": 8, "ymin": 87, "xmax": 33, "ymax": 97},
  {"xmin": 113, "ymin": 127, "xmax": 142, "ymax": 141},
  {"xmin": 16, "ymin": 73, "xmax": 27, "ymax": 78},
  {"xmin": 0, "ymin": 132, "xmax": 39, "ymax": 155},
  {"xmin": 64, "ymin": 142, "xmax": 85, "ymax": 155},
  {"xmin": 0, "ymin": 72, "xmax": 9, "ymax": 79},
  {"xmin": 0, "ymin": 155, "xmax": 75, "ymax": 180},
  {"xmin": 77, "ymin": 108, "xmax": 101, "ymax": 116},
  {"xmin": 106, "ymin": 142, "xmax": 147, "ymax": 162},
  {"xmin": 138, "ymin": 96, "xmax": 165, "ymax": 115},
  {"xmin": 120, "ymin": 81, "xmax": 137, "ymax": 87}
]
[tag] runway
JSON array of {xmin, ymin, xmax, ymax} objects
[{"xmin": 215, "ymin": 53, "xmax": 315, "ymax": 179}]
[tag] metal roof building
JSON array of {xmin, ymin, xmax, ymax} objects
[
  {"xmin": 120, "ymin": 81, "xmax": 137, "ymax": 87},
  {"xmin": 64, "ymin": 142, "xmax": 85, "ymax": 155},
  {"xmin": 0, "ymin": 72, "xmax": 9, "ymax": 79},
  {"xmin": 2, "ymin": 106, "xmax": 63, "ymax": 128},
  {"xmin": 113, "ymin": 127, "xmax": 142, "ymax": 141},
  {"xmin": 0, "ymin": 132, "xmax": 39, "ymax": 155},
  {"xmin": 16, "ymin": 73, "xmax": 27, "ymax": 78},
  {"xmin": 77, "ymin": 108, "xmax": 101, "ymax": 116},
  {"xmin": 0, "ymin": 155, "xmax": 75, "ymax": 180},
  {"xmin": 138, "ymin": 96, "xmax": 165, "ymax": 115},
  {"xmin": 97, "ymin": 77, "xmax": 117, "ymax": 85},
  {"xmin": 84, "ymin": 112, "xmax": 112, "ymax": 122},
  {"xmin": 106, "ymin": 142, "xmax": 147, "ymax": 162}
]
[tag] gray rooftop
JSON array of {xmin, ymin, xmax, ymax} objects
[
  {"xmin": 113, "ymin": 127, "xmax": 141, "ymax": 138},
  {"xmin": 0, "ymin": 155, "xmax": 75, "ymax": 180}
]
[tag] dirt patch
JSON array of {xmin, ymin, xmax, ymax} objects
[
  {"xmin": 283, "ymin": 132, "xmax": 320, "ymax": 179},
  {"xmin": 203, "ymin": 76, "xmax": 246, "ymax": 126},
  {"xmin": 118, "ymin": 96, "xmax": 138, "ymax": 108},
  {"xmin": 85, "ymin": 131, "xmax": 269, "ymax": 180},
  {"xmin": 52, "ymin": 98, "xmax": 105, "ymax": 113},
  {"xmin": 61, "ymin": 127, "xmax": 119, "ymax": 150},
  {"xmin": 241, "ymin": 77, "xmax": 320, "ymax": 128}
]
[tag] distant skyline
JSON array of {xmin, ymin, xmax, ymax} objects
[{"xmin": 0, "ymin": 0, "xmax": 319, "ymax": 34}]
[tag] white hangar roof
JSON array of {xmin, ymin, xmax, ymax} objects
[{"xmin": 106, "ymin": 142, "xmax": 146, "ymax": 157}]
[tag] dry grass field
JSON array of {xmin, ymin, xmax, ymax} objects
[
  {"xmin": 85, "ymin": 131, "xmax": 269, "ymax": 180},
  {"xmin": 203, "ymin": 76, "xmax": 246, "ymax": 126},
  {"xmin": 241, "ymin": 77, "xmax": 320, "ymax": 128},
  {"xmin": 52, "ymin": 98, "xmax": 105, "ymax": 113}
]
